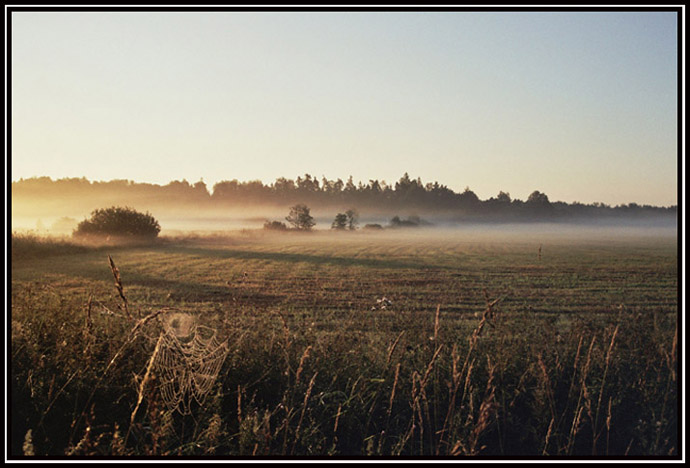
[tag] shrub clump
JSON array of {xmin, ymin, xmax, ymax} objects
[
  {"xmin": 389, "ymin": 215, "xmax": 431, "ymax": 228},
  {"xmin": 263, "ymin": 220, "xmax": 289, "ymax": 231},
  {"xmin": 73, "ymin": 206, "xmax": 161, "ymax": 239}
]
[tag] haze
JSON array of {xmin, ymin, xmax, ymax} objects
[{"xmin": 10, "ymin": 10, "xmax": 679, "ymax": 207}]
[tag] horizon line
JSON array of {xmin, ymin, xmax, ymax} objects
[{"xmin": 10, "ymin": 174, "xmax": 679, "ymax": 209}]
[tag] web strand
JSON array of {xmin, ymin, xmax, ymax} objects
[{"xmin": 153, "ymin": 317, "xmax": 229, "ymax": 415}]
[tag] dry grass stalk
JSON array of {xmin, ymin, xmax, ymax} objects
[
  {"xmin": 23, "ymin": 429, "xmax": 35, "ymax": 456},
  {"xmin": 39, "ymin": 369, "xmax": 80, "ymax": 428},
  {"xmin": 388, "ymin": 363, "xmax": 401, "ymax": 419},
  {"xmin": 292, "ymin": 372, "xmax": 318, "ymax": 455},
  {"xmin": 395, "ymin": 420, "xmax": 416, "ymax": 456},
  {"xmin": 279, "ymin": 404, "xmax": 291, "ymax": 455},
  {"xmin": 566, "ymin": 335, "xmax": 596, "ymax": 455},
  {"xmin": 468, "ymin": 292, "xmax": 502, "ymax": 354},
  {"xmin": 209, "ymin": 415, "xmax": 225, "ymax": 454},
  {"xmin": 198, "ymin": 413, "xmax": 224, "ymax": 455},
  {"xmin": 483, "ymin": 289, "xmax": 501, "ymax": 322},
  {"xmin": 581, "ymin": 337, "xmax": 596, "ymax": 424},
  {"xmin": 111, "ymin": 423, "xmax": 125, "ymax": 456},
  {"xmin": 67, "ymin": 405, "xmax": 95, "ymax": 456},
  {"xmin": 261, "ymin": 411, "xmax": 272, "ymax": 456},
  {"xmin": 467, "ymin": 356, "xmax": 497, "ymax": 456},
  {"xmin": 433, "ymin": 304, "xmax": 441, "ymax": 343},
  {"xmin": 624, "ymin": 438, "xmax": 634, "ymax": 456},
  {"xmin": 145, "ymin": 393, "xmax": 163, "ymax": 457},
  {"xmin": 406, "ymin": 344, "xmax": 443, "ymax": 455},
  {"xmin": 405, "ymin": 372, "xmax": 426, "ymax": 452},
  {"xmin": 277, "ymin": 309, "xmax": 291, "ymax": 344},
  {"xmin": 237, "ymin": 385, "xmax": 243, "ymax": 426},
  {"xmin": 386, "ymin": 331, "xmax": 405, "ymax": 367},
  {"xmin": 451, "ymin": 344, "xmax": 461, "ymax": 383},
  {"xmin": 398, "ymin": 371, "xmax": 421, "ymax": 455},
  {"xmin": 605, "ymin": 396, "xmax": 612, "ymax": 456},
  {"xmin": 93, "ymin": 299, "xmax": 123, "ymax": 319},
  {"xmin": 275, "ymin": 310, "xmax": 293, "ymax": 377},
  {"xmin": 542, "ymin": 417, "xmax": 554, "ymax": 455},
  {"xmin": 537, "ymin": 353, "xmax": 557, "ymax": 423},
  {"xmin": 69, "ymin": 307, "xmax": 173, "ymax": 447},
  {"xmin": 551, "ymin": 333, "xmax": 585, "ymax": 447},
  {"xmin": 567, "ymin": 406, "xmax": 584, "ymax": 455},
  {"xmin": 295, "ymin": 345, "xmax": 313, "ymax": 386},
  {"xmin": 582, "ymin": 336, "xmax": 596, "ymax": 380},
  {"xmin": 416, "ymin": 382, "xmax": 426, "ymax": 452},
  {"xmin": 653, "ymin": 322, "xmax": 678, "ymax": 453},
  {"xmin": 568, "ymin": 335, "xmax": 584, "ymax": 393},
  {"xmin": 663, "ymin": 323, "xmax": 678, "ymax": 381},
  {"xmin": 108, "ymin": 255, "xmax": 133, "ymax": 320},
  {"xmin": 47, "ymin": 375, "xmax": 56, "ymax": 403},
  {"xmin": 449, "ymin": 439, "xmax": 466, "ymax": 456},
  {"xmin": 82, "ymin": 294, "xmax": 96, "ymax": 358},
  {"xmin": 438, "ymin": 345, "xmax": 463, "ymax": 454},
  {"xmin": 125, "ymin": 332, "xmax": 164, "ymax": 447},
  {"xmin": 471, "ymin": 317, "xmax": 488, "ymax": 346},
  {"xmin": 334, "ymin": 403, "xmax": 342, "ymax": 434},
  {"xmin": 463, "ymin": 355, "xmax": 476, "ymax": 396},
  {"xmin": 85, "ymin": 293, "xmax": 93, "ymax": 334},
  {"xmin": 420, "ymin": 345, "xmax": 443, "ymax": 390},
  {"xmin": 592, "ymin": 325, "xmax": 619, "ymax": 454}
]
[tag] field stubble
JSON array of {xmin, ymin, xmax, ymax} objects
[{"xmin": 10, "ymin": 228, "xmax": 679, "ymax": 457}]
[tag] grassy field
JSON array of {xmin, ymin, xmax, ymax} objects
[{"xmin": 9, "ymin": 227, "xmax": 679, "ymax": 458}]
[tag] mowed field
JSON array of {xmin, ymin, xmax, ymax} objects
[{"xmin": 9, "ymin": 226, "xmax": 679, "ymax": 458}]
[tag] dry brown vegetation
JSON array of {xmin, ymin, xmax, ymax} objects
[{"xmin": 9, "ymin": 228, "xmax": 679, "ymax": 458}]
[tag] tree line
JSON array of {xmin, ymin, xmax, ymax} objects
[
  {"xmin": 12, "ymin": 174, "xmax": 676, "ymax": 222},
  {"xmin": 265, "ymin": 205, "xmax": 359, "ymax": 231}
]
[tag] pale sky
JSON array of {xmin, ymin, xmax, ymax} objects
[{"xmin": 10, "ymin": 9, "xmax": 680, "ymax": 206}]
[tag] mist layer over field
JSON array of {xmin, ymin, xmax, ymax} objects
[
  {"xmin": 11, "ymin": 203, "xmax": 678, "ymax": 240},
  {"xmin": 11, "ymin": 175, "xmax": 677, "ymax": 237}
]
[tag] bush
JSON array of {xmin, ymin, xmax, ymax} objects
[
  {"xmin": 73, "ymin": 206, "xmax": 161, "ymax": 239},
  {"xmin": 263, "ymin": 220, "xmax": 289, "ymax": 231},
  {"xmin": 389, "ymin": 215, "xmax": 431, "ymax": 228}
]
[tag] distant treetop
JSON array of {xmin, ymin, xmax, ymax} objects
[{"xmin": 12, "ymin": 175, "xmax": 677, "ymax": 223}]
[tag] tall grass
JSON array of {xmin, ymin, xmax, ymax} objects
[
  {"xmin": 11, "ymin": 232, "xmax": 89, "ymax": 261},
  {"xmin": 9, "ymin": 239, "xmax": 678, "ymax": 458}
]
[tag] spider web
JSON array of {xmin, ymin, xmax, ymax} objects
[{"xmin": 153, "ymin": 315, "xmax": 229, "ymax": 415}]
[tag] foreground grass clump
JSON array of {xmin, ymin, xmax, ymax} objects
[{"xmin": 9, "ymin": 231, "xmax": 679, "ymax": 458}]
